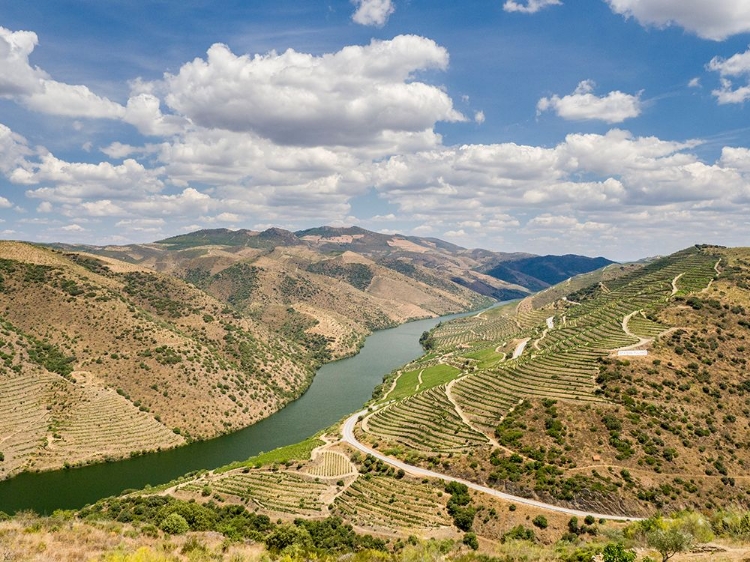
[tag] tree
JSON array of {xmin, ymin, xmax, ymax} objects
[
  {"xmin": 265, "ymin": 523, "xmax": 311, "ymax": 552},
  {"xmin": 462, "ymin": 532, "xmax": 479, "ymax": 550},
  {"xmin": 646, "ymin": 527, "xmax": 693, "ymax": 562},
  {"xmin": 160, "ymin": 512, "xmax": 189, "ymax": 535},
  {"xmin": 603, "ymin": 543, "xmax": 636, "ymax": 562}
]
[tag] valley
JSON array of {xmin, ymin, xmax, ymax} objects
[
  {"xmin": 1, "ymin": 235, "xmax": 749, "ymax": 562},
  {"xmin": 0, "ymin": 227, "xmax": 609, "ymax": 482}
]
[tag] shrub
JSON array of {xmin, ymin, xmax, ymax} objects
[
  {"xmin": 502, "ymin": 525, "xmax": 535, "ymax": 543},
  {"xmin": 462, "ymin": 532, "xmax": 479, "ymax": 550},
  {"xmin": 160, "ymin": 513, "xmax": 189, "ymax": 535},
  {"xmin": 602, "ymin": 543, "xmax": 636, "ymax": 562},
  {"xmin": 264, "ymin": 523, "xmax": 311, "ymax": 552},
  {"xmin": 140, "ymin": 524, "xmax": 159, "ymax": 538},
  {"xmin": 646, "ymin": 528, "xmax": 693, "ymax": 562},
  {"xmin": 532, "ymin": 515, "xmax": 548, "ymax": 529}
]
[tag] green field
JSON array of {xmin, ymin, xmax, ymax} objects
[
  {"xmin": 460, "ymin": 345, "xmax": 507, "ymax": 369},
  {"xmin": 387, "ymin": 363, "xmax": 461, "ymax": 401},
  {"xmin": 215, "ymin": 436, "xmax": 323, "ymax": 473}
]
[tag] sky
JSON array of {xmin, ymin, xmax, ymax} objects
[{"xmin": 1, "ymin": 1, "xmax": 750, "ymax": 261}]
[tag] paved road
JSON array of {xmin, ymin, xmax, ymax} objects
[{"xmin": 342, "ymin": 410, "xmax": 642, "ymax": 522}]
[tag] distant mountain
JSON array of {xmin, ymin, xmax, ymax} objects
[
  {"xmin": 483, "ymin": 254, "xmax": 615, "ymax": 292},
  {"xmin": 157, "ymin": 227, "xmax": 304, "ymax": 250},
  {"xmin": 71, "ymin": 226, "xmax": 616, "ymax": 304}
]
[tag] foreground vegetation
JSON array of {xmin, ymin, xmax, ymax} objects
[{"xmin": 3, "ymin": 505, "xmax": 750, "ymax": 561}]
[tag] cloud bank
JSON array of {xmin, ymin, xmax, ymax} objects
[
  {"xmin": 605, "ymin": 0, "xmax": 750, "ymax": 41},
  {"xmin": 1, "ymin": 24, "xmax": 750, "ymax": 258}
]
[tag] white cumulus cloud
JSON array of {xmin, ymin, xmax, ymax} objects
[
  {"xmin": 707, "ymin": 47, "xmax": 750, "ymax": 104},
  {"xmin": 161, "ymin": 35, "xmax": 464, "ymax": 147},
  {"xmin": 537, "ymin": 80, "xmax": 642, "ymax": 123},
  {"xmin": 605, "ymin": 0, "xmax": 750, "ymax": 41},
  {"xmin": 503, "ymin": 0, "xmax": 562, "ymax": 14},
  {"xmin": 352, "ymin": 0, "xmax": 395, "ymax": 26},
  {"xmin": 61, "ymin": 224, "xmax": 85, "ymax": 232},
  {"xmin": 0, "ymin": 26, "xmax": 125, "ymax": 119},
  {"xmin": 19, "ymin": 155, "xmax": 164, "ymax": 203},
  {"xmin": 0, "ymin": 123, "xmax": 33, "ymax": 174}
]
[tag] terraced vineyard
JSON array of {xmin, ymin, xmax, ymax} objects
[
  {"xmin": 333, "ymin": 475, "xmax": 451, "ymax": 532},
  {"xmin": 366, "ymin": 386, "xmax": 488, "ymax": 452},
  {"xmin": 37, "ymin": 381, "xmax": 184, "ymax": 469},
  {"xmin": 305, "ymin": 451, "xmax": 356, "ymax": 478},
  {"xmin": 451, "ymin": 349, "xmax": 602, "ymax": 431},
  {"xmin": 0, "ymin": 370, "xmax": 54, "ymax": 479},
  {"xmin": 544, "ymin": 249, "xmax": 717, "ymax": 353},
  {"xmin": 186, "ymin": 471, "xmax": 328, "ymax": 516},
  {"xmin": 364, "ymin": 246, "xmax": 719, "ymax": 449},
  {"xmin": 626, "ymin": 311, "xmax": 667, "ymax": 338},
  {"xmin": 461, "ymin": 346, "xmax": 507, "ymax": 369},
  {"xmin": 675, "ymin": 259, "xmax": 720, "ymax": 294},
  {"xmin": 430, "ymin": 308, "xmax": 520, "ymax": 350}
]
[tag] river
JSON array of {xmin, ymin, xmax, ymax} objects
[{"xmin": 0, "ymin": 304, "xmax": 502, "ymax": 514}]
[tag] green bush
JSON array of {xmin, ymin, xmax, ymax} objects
[
  {"xmin": 160, "ymin": 513, "xmax": 189, "ymax": 535},
  {"xmin": 502, "ymin": 525, "xmax": 535, "ymax": 543},
  {"xmin": 602, "ymin": 543, "xmax": 636, "ymax": 562},
  {"xmin": 462, "ymin": 532, "xmax": 479, "ymax": 550},
  {"xmin": 264, "ymin": 523, "xmax": 311, "ymax": 552}
]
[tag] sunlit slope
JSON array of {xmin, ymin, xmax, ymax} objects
[
  {"xmin": 361, "ymin": 246, "xmax": 748, "ymax": 515},
  {"xmin": 0, "ymin": 242, "xmax": 310, "ymax": 478}
]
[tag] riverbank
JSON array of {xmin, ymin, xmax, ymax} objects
[{"xmin": 0, "ymin": 302, "xmax": 503, "ymax": 514}]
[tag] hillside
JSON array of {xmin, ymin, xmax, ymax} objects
[
  {"xmin": 483, "ymin": 254, "xmax": 616, "ymax": 292},
  {"xmin": 348, "ymin": 245, "xmax": 750, "ymax": 518},
  {"xmin": 3, "ymin": 244, "xmax": 750, "ymax": 561},
  {"xmin": 58, "ymin": 244, "xmax": 746, "ymax": 549},
  {"xmin": 0, "ymin": 242, "xmax": 312, "ymax": 479},
  {"xmin": 0, "ymin": 228, "xmax": 613, "ymax": 481},
  {"xmin": 52, "ymin": 226, "xmax": 612, "ymax": 362}
]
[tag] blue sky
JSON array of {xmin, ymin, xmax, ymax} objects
[{"xmin": 1, "ymin": 0, "xmax": 750, "ymax": 260}]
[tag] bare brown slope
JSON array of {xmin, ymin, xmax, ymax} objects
[
  {"xmin": 87, "ymin": 241, "xmax": 494, "ymax": 361},
  {"xmin": 0, "ymin": 242, "xmax": 312, "ymax": 478}
]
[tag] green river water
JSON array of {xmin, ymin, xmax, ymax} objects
[{"xmin": 0, "ymin": 304, "xmax": 503, "ymax": 514}]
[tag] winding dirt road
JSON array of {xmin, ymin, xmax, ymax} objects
[
  {"xmin": 342, "ymin": 410, "xmax": 641, "ymax": 522},
  {"xmin": 512, "ymin": 338, "xmax": 530, "ymax": 359}
]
